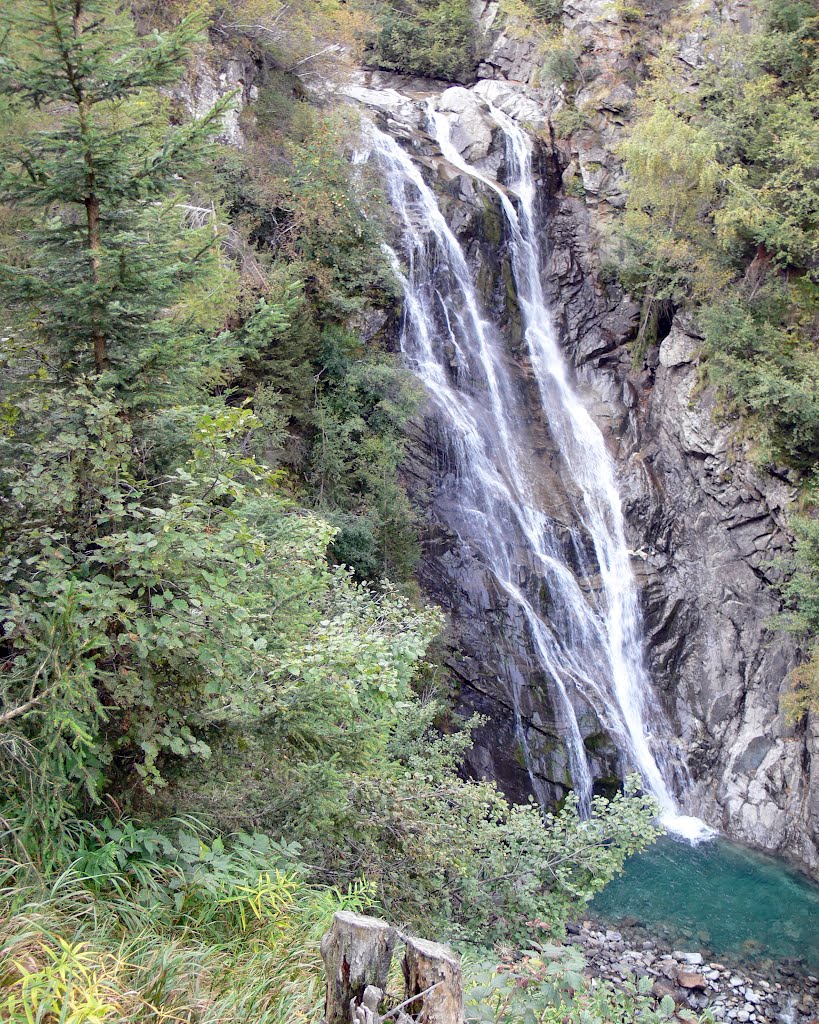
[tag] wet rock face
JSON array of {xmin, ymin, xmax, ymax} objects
[
  {"xmin": 630, "ymin": 330, "xmax": 818, "ymax": 871},
  {"xmin": 386, "ymin": 90, "xmax": 621, "ymax": 804},
  {"xmin": 345, "ymin": 66, "xmax": 818, "ymax": 873},
  {"xmin": 532, "ymin": 112, "xmax": 819, "ymax": 869},
  {"xmin": 527, "ymin": 0, "xmax": 817, "ymax": 869}
]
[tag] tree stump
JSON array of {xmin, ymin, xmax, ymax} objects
[
  {"xmin": 321, "ymin": 911, "xmax": 397, "ymax": 1024},
  {"xmin": 402, "ymin": 935, "xmax": 463, "ymax": 1024}
]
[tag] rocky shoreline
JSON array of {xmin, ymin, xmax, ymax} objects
[{"xmin": 572, "ymin": 921, "xmax": 819, "ymax": 1022}]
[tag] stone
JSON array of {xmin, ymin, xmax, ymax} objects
[
  {"xmin": 676, "ymin": 971, "xmax": 707, "ymax": 990},
  {"xmin": 180, "ymin": 57, "xmax": 249, "ymax": 147},
  {"xmin": 437, "ymin": 87, "xmax": 495, "ymax": 163},
  {"xmin": 653, "ymin": 978, "xmax": 679, "ymax": 1002},
  {"xmin": 344, "ymin": 83, "xmax": 424, "ymax": 131},
  {"xmin": 471, "ymin": 79, "xmax": 546, "ymax": 128}
]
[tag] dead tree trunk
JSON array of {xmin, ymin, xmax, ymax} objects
[
  {"xmin": 321, "ymin": 911, "xmax": 397, "ymax": 1024},
  {"xmin": 402, "ymin": 936, "xmax": 463, "ymax": 1024}
]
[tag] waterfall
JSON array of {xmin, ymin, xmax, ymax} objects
[{"xmin": 359, "ymin": 103, "xmax": 713, "ymax": 842}]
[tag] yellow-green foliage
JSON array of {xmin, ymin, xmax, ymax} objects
[
  {"xmin": 778, "ymin": 486, "xmax": 819, "ymax": 720},
  {"xmin": 613, "ymin": 0, "xmax": 819, "ymax": 716},
  {"xmin": 613, "ymin": 0, "xmax": 818, "ymax": 421},
  {"xmin": 0, "ymin": 833, "xmax": 371, "ymax": 1024}
]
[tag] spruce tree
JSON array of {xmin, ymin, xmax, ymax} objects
[{"xmin": 0, "ymin": 0, "xmax": 230, "ymax": 403}]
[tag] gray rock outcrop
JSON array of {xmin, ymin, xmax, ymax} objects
[{"xmin": 342, "ymin": 55, "xmax": 818, "ymax": 873}]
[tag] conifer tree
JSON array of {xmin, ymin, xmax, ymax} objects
[{"xmin": 0, "ymin": 0, "xmax": 229, "ymax": 403}]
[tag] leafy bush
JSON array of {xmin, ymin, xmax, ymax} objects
[
  {"xmin": 614, "ymin": 2, "xmax": 818, "ymax": 419},
  {"xmin": 313, "ymin": 328, "xmax": 422, "ymax": 580},
  {"xmin": 367, "ymin": 0, "xmax": 477, "ymax": 81},
  {"xmin": 0, "ymin": 0, "xmax": 437, "ymax": 837},
  {"xmin": 552, "ymin": 104, "xmax": 588, "ymax": 138},
  {"xmin": 465, "ymin": 948, "xmax": 700, "ymax": 1024},
  {"xmin": 540, "ymin": 45, "xmax": 579, "ymax": 84},
  {"xmin": 524, "ymin": 0, "xmax": 563, "ymax": 22},
  {"xmin": 779, "ymin": 484, "xmax": 819, "ymax": 722},
  {"xmin": 280, "ymin": 108, "xmax": 396, "ymax": 315},
  {"xmin": 700, "ymin": 290, "xmax": 819, "ymax": 470}
]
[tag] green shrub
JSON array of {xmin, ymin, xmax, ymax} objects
[
  {"xmin": 552, "ymin": 104, "xmax": 588, "ymax": 138},
  {"xmin": 778, "ymin": 482, "xmax": 819, "ymax": 722},
  {"xmin": 525, "ymin": 0, "xmax": 563, "ymax": 21},
  {"xmin": 368, "ymin": 0, "xmax": 477, "ymax": 81},
  {"xmin": 700, "ymin": 288, "xmax": 819, "ymax": 471},
  {"xmin": 540, "ymin": 45, "xmax": 579, "ymax": 84}
]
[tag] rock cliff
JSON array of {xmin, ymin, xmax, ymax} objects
[{"xmin": 341, "ymin": 0, "xmax": 819, "ymax": 874}]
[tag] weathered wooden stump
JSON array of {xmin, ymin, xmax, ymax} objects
[
  {"xmin": 321, "ymin": 912, "xmax": 463, "ymax": 1023},
  {"xmin": 402, "ymin": 935, "xmax": 463, "ymax": 1024},
  {"xmin": 321, "ymin": 911, "xmax": 397, "ymax": 1024}
]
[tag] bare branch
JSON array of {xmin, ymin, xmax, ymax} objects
[{"xmin": 0, "ymin": 689, "xmax": 51, "ymax": 727}]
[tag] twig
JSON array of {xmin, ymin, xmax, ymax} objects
[
  {"xmin": 0, "ymin": 689, "xmax": 52, "ymax": 727},
  {"xmin": 288, "ymin": 43, "xmax": 343, "ymax": 70},
  {"xmin": 379, "ymin": 982, "xmax": 444, "ymax": 1021}
]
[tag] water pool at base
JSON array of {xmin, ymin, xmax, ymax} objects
[{"xmin": 590, "ymin": 835, "xmax": 819, "ymax": 974}]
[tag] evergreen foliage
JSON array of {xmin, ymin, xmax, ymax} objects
[
  {"xmin": 366, "ymin": 0, "xmax": 477, "ymax": 82},
  {"xmin": 614, "ymin": 1, "xmax": 818, "ymax": 425},
  {"xmin": 779, "ymin": 484, "xmax": 819, "ymax": 723},
  {"xmin": 0, "ymin": 0, "xmax": 231, "ymax": 400}
]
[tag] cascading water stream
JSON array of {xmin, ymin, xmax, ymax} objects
[
  {"xmin": 358, "ymin": 103, "xmax": 713, "ymax": 842},
  {"xmin": 360, "ymin": 128, "xmax": 595, "ymax": 811}
]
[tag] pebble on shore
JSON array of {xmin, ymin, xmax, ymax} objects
[{"xmin": 574, "ymin": 922, "xmax": 819, "ymax": 1023}]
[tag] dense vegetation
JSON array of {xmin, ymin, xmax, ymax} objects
[
  {"xmin": 365, "ymin": 0, "xmax": 477, "ymax": 82},
  {"xmin": 0, "ymin": 1, "xmax": 661, "ymax": 1020},
  {"xmin": 611, "ymin": 0, "xmax": 819, "ymax": 713}
]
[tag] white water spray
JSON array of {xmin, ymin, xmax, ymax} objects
[{"xmin": 360, "ymin": 102, "xmax": 713, "ymax": 842}]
